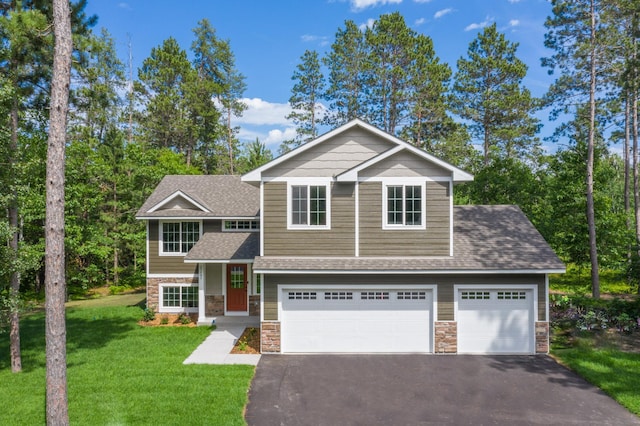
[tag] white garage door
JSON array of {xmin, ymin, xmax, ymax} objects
[
  {"xmin": 457, "ymin": 289, "xmax": 534, "ymax": 354},
  {"xmin": 281, "ymin": 288, "xmax": 432, "ymax": 353}
]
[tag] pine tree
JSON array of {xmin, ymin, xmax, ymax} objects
[{"xmin": 451, "ymin": 23, "xmax": 540, "ymax": 166}]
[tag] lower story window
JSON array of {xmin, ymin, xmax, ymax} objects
[{"xmin": 162, "ymin": 285, "xmax": 198, "ymax": 309}]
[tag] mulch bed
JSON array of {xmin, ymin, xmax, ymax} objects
[
  {"xmin": 138, "ymin": 313, "xmax": 197, "ymax": 327},
  {"xmin": 231, "ymin": 327, "xmax": 261, "ymax": 354}
]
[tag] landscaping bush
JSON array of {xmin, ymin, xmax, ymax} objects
[{"xmin": 551, "ymin": 294, "xmax": 640, "ymax": 333}]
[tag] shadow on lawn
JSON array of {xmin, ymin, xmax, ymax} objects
[{"xmin": 0, "ymin": 305, "xmax": 142, "ymax": 372}]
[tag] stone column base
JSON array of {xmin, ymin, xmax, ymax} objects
[
  {"xmin": 535, "ymin": 321, "xmax": 549, "ymax": 353},
  {"xmin": 434, "ymin": 321, "xmax": 457, "ymax": 353},
  {"xmin": 261, "ymin": 322, "xmax": 281, "ymax": 353}
]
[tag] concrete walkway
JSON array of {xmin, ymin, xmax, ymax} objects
[{"xmin": 183, "ymin": 316, "xmax": 261, "ymax": 365}]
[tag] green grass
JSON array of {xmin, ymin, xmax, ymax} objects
[
  {"xmin": 553, "ymin": 346, "xmax": 640, "ymax": 416},
  {"xmin": 550, "ymin": 264, "xmax": 637, "ymax": 295},
  {"xmin": 0, "ymin": 299, "xmax": 254, "ymax": 425}
]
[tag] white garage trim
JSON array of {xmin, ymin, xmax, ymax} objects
[
  {"xmin": 278, "ymin": 284, "xmax": 436, "ymax": 354},
  {"xmin": 454, "ymin": 284, "xmax": 537, "ymax": 355}
]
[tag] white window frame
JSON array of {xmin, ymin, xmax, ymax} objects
[
  {"xmin": 286, "ymin": 180, "xmax": 331, "ymax": 230},
  {"xmin": 159, "ymin": 283, "xmax": 199, "ymax": 313},
  {"xmin": 223, "ymin": 219, "xmax": 260, "ymax": 232},
  {"xmin": 159, "ymin": 220, "xmax": 203, "ymax": 256},
  {"xmin": 382, "ymin": 183, "xmax": 426, "ymax": 230}
]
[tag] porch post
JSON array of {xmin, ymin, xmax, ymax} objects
[{"xmin": 198, "ymin": 263, "xmax": 207, "ymax": 325}]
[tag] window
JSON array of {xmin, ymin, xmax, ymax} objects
[
  {"xmin": 254, "ymin": 274, "xmax": 261, "ymax": 294},
  {"xmin": 161, "ymin": 221, "xmax": 200, "ymax": 254},
  {"xmin": 161, "ymin": 285, "xmax": 198, "ymax": 310},
  {"xmin": 461, "ymin": 291, "xmax": 490, "ymax": 300},
  {"xmin": 384, "ymin": 185, "xmax": 424, "ymax": 228},
  {"xmin": 224, "ymin": 220, "xmax": 260, "ymax": 231},
  {"xmin": 288, "ymin": 291, "xmax": 317, "ymax": 300},
  {"xmin": 289, "ymin": 184, "xmax": 330, "ymax": 228}
]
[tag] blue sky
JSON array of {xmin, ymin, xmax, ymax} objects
[{"xmin": 85, "ymin": 0, "xmax": 557, "ymax": 153}]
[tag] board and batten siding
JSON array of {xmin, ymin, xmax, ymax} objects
[
  {"xmin": 147, "ymin": 219, "xmax": 219, "ymax": 275},
  {"xmin": 262, "ymin": 182, "xmax": 355, "ymax": 256},
  {"xmin": 262, "ymin": 273, "xmax": 547, "ymax": 322},
  {"xmin": 358, "ymin": 181, "xmax": 450, "ymax": 256},
  {"xmin": 263, "ymin": 127, "xmax": 393, "ymax": 178}
]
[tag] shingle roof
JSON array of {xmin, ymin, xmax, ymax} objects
[
  {"xmin": 184, "ymin": 232, "xmax": 259, "ymax": 262},
  {"xmin": 253, "ymin": 205, "xmax": 565, "ymax": 273},
  {"xmin": 136, "ymin": 175, "xmax": 259, "ymax": 218}
]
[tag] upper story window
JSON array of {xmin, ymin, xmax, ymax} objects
[
  {"xmin": 288, "ymin": 183, "xmax": 330, "ymax": 229},
  {"xmin": 383, "ymin": 184, "xmax": 425, "ymax": 229},
  {"xmin": 223, "ymin": 220, "xmax": 260, "ymax": 231},
  {"xmin": 161, "ymin": 221, "xmax": 201, "ymax": 254}
]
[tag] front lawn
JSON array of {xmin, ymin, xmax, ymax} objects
[{"xmin": 0, "ymin": 300, "xmax": 254, "ymax": 425}]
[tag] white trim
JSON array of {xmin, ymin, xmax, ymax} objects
[
  {"xmin": 223, "ymin": 263, "xmax": 250, "ymax": 316},
  {"xmin": 382, "ymin": 183, "xmax": 426, "ymax": 230},
  {"xmin": 286, "ymin": 181, "xmax": 332, "ymax": 230},
  {"xmin": 137, "ymin": 215, "xmax": 257, "ymax": 220},
  {"xmin": 358, "ymin": 176, "xmax": 451, "ymax": 183},
  {"xmin": 253, "ymin": 268, "xmax": 566, "ymax": 275},
  {"xmin": 277, "ymin": 283, "xmax": 437, "ymax": 354},
  {"xmin": 147, "ymin": 190, "xmax": 210, "ymax": 213},
  {"xmin": 354, "ymin": 181, "xmax": 360, "ymax": 257},
  {"xmin": 198, "ymin": 264, "xmax": 207, "ymax": 323},
  {"xmin": 260, "ymin": 273, "xmax": 265, "ymax": 323},
  {"xmin": 222, "ymin": 219, "xmax": 260, "ymax": 232},
  {"xmin": 545, "ymin": 274, "xmax": 550, "ymax": 322},
  {"xmin": 449, "ymin": 180, "xmax": 454, "ymax": 257},
  {"xmin": 158, "ymin": 282, "xmax": 199, "ymax": 314},
  {"xmin": 145, "ymin": 221, "xmax": 150, "ymax": 277},
  {"xmin": 147, "ymin": 273, "xmax": 199, "ymax": 279},
  {"xmin": 260, "ymin": 182, "xmax": 265, "ymax": 257},
  {"xmin": 158, "ymin": 220, "xmax": 203, "ymax": 256}
]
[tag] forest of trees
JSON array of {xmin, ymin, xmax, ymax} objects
[{"xmin": 1, "ymin": 0, "xmax": 640, "ymax": 319}]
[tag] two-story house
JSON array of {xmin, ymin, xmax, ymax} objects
[{"xmin": 136, "ymin": 119, "xmax": 565, "ymax": 355}]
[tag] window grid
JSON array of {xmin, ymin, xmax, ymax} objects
[
  {"xmin": 162, "ymin": 285, "xmax": 198, "ymax": 308},
  {"xmin": 291, "ymin": 186, "xmax": 308, "ymax": 225},
  {"xmin": 386, "ymin": 185, "xmax": 422, "ymax": 227},
  {"xmin": 361, "ymin": 291, "xmax": 390, "ymax": 300},
  {"xmin": 224, "ymin": 220, "xmax": 260, "ymax": 231},
  {"xmin": 288, "ymin": 291, "xmax": 317, "ymax": 300},
  {"xmin": 497, "ymin": 291, "xmax": 527, "ymax": 300},
  {"xmin": 387, "ymin": 186, "xmax": 403, "ymax": 225},
  {"xmin": 309, "ymin": 185, "xmax": 327, "ymax": 226},
  {"xmin": 461, "ymin": 291, "xmax": 490, "ymax": 300},
  {"xmin": 162, "ymin": 221, "xmax": 200, "ymax": 254},
  {"xmin": 324, "ymin": 291, "xmax": 353, "ymax": 300},
  {"xmin": 405, "ymin": 186, "xmax": 422, "ymax": 225},
  {"xmin": 397, "ymin": 291, "xmax": 427, "ymax": 300}
]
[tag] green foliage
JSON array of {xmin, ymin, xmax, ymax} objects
[{"xmin": 142, "ymin": 307, "xmax": 155, "ymax": 322}]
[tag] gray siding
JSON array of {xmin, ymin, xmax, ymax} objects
[
  {"xmin": 263, "ymin": 182, "xmax": 355, "ymax": 256},
  {"xmin": 359, "ymin": 181, "xmax": 450, "ymax": 256},
  {"xmin": 359, "ymin": 150, "xmax": 451, "ymax": 178},
  {"xmin": 147, "ymin": 219, "xmax": 219, "ymax": 275},
  {"xmin": 264, "ymin": 127, "xmax": 393, "ymax": 178},
  {"xmin": 263, "ymin": 273, "xmax": 546, "ymax": 322}
]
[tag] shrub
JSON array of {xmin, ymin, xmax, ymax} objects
[
  {"xmin": 178, "ymin": 313, "xmax": 191, "ymax": 325},
  {"xmin": 160, "ymin": 316, "xmax": 169, "ymax": 325},
  {"xmin": 142, "ymin": 307, "xmax": 155, "ymax": 322}
]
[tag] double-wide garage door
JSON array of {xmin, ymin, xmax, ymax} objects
[
  {"xmin": 281, "ymin": 287, "xmax": 432, "ymax": 353},
  {"xmin": 457, "ymin": 289, "xmax": 534, "ymax": 354}
]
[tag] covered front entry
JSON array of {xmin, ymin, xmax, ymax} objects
[
  {"xmin": 280, "ymin": 286, "xmax": 433, "ymax": 353},
  {"xmin": 456, "ymin": 287, "xmax": 535, "ymax": 354},
  {"xmin": 226, "ymin": 264, "xmax": 248, "ymax": 312}
]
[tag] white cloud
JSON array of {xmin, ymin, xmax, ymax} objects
[
  {"xmin": 233, "ymin": 98, "xmax": 292, "ymax": 126},
  {"xmin": 434, "ymin": 8, "xmax": 454, "ymax": 19},
  {"xmin": 264, "ymin": 127, "xmax": 298, "ymax": 146},
  {"xmin": 359, "ymin": 18, "xmax": 376, "ymax": 31},
  {"xmin": 509, "ymin": 19, "xmax": 520, "ymax": 27},
  {"xmin": 415, "ymin": 17, "xmax": 426, "ymax": 26},
  {"xmin": 351, "ymin": 0, "xmax": 402, "ymax": 11},
  {"xmin": 464, "ymin": 16, "xmax": 494, "ymax": 31},
  {"xmin": 301, "ymin": 34, "xmax": 330, "ymax": 46},
  {"xmin": 118, "ymin": 2, "xmax": 132, "ymax": 10},
  {"xmin": 508, "ymin": 0, "xmax": 522, "ymax": 3},
  {"xmin": 414, "ymin": 0, "xmax": 433, "ymax": 3}
]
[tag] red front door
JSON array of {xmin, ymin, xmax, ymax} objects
[{"xmin": 226, "ymin": 264, "xmax": 248, "ymax": 312}]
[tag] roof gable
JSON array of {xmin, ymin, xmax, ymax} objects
[
  {"xmin": 242, "ymin": 119, "xmax": 473, "ymax": 183},
  {"xmin": 147, "ymin": 190, "xmax": 210, "ymax": 213}
]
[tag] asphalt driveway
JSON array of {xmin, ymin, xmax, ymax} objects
[{"xmin": 245, "ymin": 355, "xmax": 640, "ymax": 425}]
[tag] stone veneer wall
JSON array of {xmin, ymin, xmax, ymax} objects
[
  {"xmin": 205, "ymin": 295, "xmax": 224, "ymax": 316},
  {"xmin": 535, "ymin": 322, "xmax": 549, "ymax": 354},
  {"xmin": 261, "ymin": 322, "xmax": 281, "ymax": 353},
  {"xmin": 434, "ymin": 321, "xmax": 457, "ymax": 353},
  {"xmin": 146, "ymin": 276, "xmax": 198, "ymax": 311}
]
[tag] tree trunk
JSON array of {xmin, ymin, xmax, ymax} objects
[
  {"xmin": 633, "ymin": 91, "xmax": 640, "ymax": 294},
  {"xmin": 227, "ymin": 105, "xmax": 234, "ymax": 174},
  {"xmin": 9, "ymin": 95, "xmax": 22, "ymax": 373},
  {"xmin": 586, "ymin": 0, "xmax": 600, "ymax": 299},
  {"xmin": 45, "ymin": 0, "xmax": 72, "ymax": 424}
]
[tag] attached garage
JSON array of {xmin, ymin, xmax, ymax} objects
[
  {"xmin": 456, "ymin": 286, "xmax": 536, "ymax": 354},
  {"xmin": 280, "ymin": 286, "xmax": 434, "ymax": 353}
]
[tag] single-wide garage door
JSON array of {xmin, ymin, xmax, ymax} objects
[
  {"xmin": 281, "ymin": 288, "xmax": 432, "ymax": 353},
  {"xmin": 457, "ymin": 289, "xmax": 534, "ymax": 354}
]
